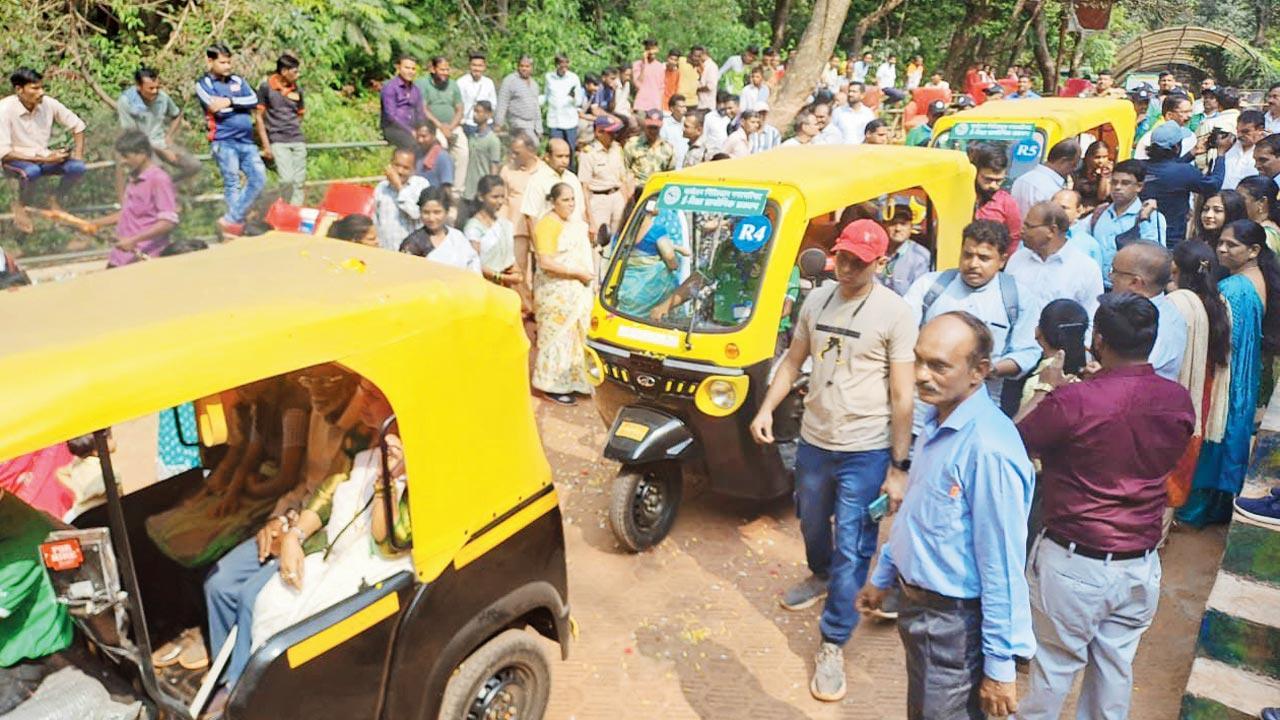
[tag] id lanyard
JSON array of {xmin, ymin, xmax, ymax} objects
[{"xmin": 815, "ymin": 288, "xmax": 872, "ymax": 386}]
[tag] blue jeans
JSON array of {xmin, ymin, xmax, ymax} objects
[
  {"xmin": 3, "ymin": 159, "xmax": 86, "ymax": 201},
  {"xmin": 795, "ymin": 440, "xmax": 889, "ymax": 645},
  {"xmin": 204, "ymin": 537, "xmax": 277, "ymax": 688},
  {"xmin": 211, "ymin": 141, "xmax": 266, "ymax": 224}
]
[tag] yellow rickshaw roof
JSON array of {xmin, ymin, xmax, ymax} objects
[
  {"xmin": 935, "ymin": 97, "xmax": 1136, "ymax": 136},
  {"xmin": 654, "ymin": 144, "xmax": 976, "ymax": 218},
  {"xmin": 0, "ymin": 233, "xmax": 519, "ymax": 461}
]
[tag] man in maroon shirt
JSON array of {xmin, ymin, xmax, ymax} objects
[
  {"xmin": 1015, "ymin": 292, "xmax": 1193, "ymax": 720},
  {"xmin": 969, "ymin": 143, "xmax": 1022, "ymax": 254}
]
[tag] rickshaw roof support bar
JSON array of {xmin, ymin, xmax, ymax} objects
[{"xmin": 95, "ymin": 429, "xmax": 193, "ymax": 719}]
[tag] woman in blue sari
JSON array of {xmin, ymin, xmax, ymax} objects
[
  {"xmin": 615, "ymin": 208, "xmax": 689, "ymax": 317},
  {"xmin": 1179, "ymin": 220, "xmax": 1280, "ymax": 527}
]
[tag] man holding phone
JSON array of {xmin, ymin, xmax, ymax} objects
[
  {"xmin": 749, "ymin": 219, "xmax": 916, "ymax": 702},
  {"xmin": 856, "ymin": 311, "xmax": 1035, "ymax": 719}
]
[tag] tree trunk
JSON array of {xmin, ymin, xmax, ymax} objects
[
  {"xmin": 771, "ymin": 0, "xmax": 794, "ymax": 50},
  {"xmin": 1030, "ymin": 1, "xmax": 1056, "ymax": 93},
  {"xmin": 496, "ymin": 0, "xmax": 509, "ymax": 29},
  {"xmin": 1049, "ymin": 1, "xmax": 1070, "ymax": 93},
  {"xmin": 849, "ymin": 0, "xmax": 911, "ymax": 56},
  {"xmin": 942, "ymin": 1, "xmax": 993, "ymax": 84},
  {"xmin": 1257, "ymin": 0, "xmax": 1271, "ymax": 47},
  {"xmin": 1069, "ymin": 31, "xmax": 1086, "ymax": 76},
  {"xmin": 769, "ymin": 0, "xmax": 855, "ymax": 130}
]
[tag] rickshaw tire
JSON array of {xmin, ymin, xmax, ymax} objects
[
  {"xmin": 437, "ymin": 628, "xmax": 551, "ymax": 720},
  {"xmin": 608, "ymin": 464, "xmax": 683, "ymax": 553}
]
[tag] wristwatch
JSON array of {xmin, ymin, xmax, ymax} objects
[{"xmin": 891, "ymin": 458, "xmax": 911, "ymax": 472}]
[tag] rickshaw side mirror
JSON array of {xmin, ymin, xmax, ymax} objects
[
  {"xmin": 377, "ymin": 414, "xmax": 411, "ymax": 552},
  {"xmin": 798, "ymin": 248, "xmax": 830, "ymax": 281}
]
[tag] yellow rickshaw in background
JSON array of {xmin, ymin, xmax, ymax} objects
[
  {"xmin": 0, "ymin": 235, "xmax": 570, "ymax": 719},
  {"xmin": 585, "ymin": 145, "xmax": 976, "ymax": 551},
  {"xmin": 931, "ymin": 97, "xmax": 1135, "ymax": 185}
]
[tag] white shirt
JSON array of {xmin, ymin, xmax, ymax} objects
[
  {"xmin": 457, "ymin": 74, "xmax": 497, "ymax": 127},
  {"xmin": 0, "ymin": 95, "xmax": 86, "ymax": 159},
  {"xmin": 1005, "ymin": 243, "xmax": 1104, "ymax": 319},
  {"xmin": 424, "ymin": 227, "xmax": 482, "ymax": 273},
  {"xmin": 1010, "ymin": 164, "xmax": 1067, "ymax": 218},
  {"xmin": 1223, "ymin": 142, "xmax": 1259, "ymax": 191},
  {"xmin": 660, "ymin": 116, "xmax": 689, "ymax": 167},
  {"xmin": 740, "ymin": 84, "xmax": 770, "ymax": 112},
  {"xmin": 520, "ymin": 161, "xmax": 585, "ymax": 223},
  {"xmin": 373, "ymin": 175, "xmax": 430, "ymax": 251},
  {"xmin": 703, "ymin": 111, "xmax": 730, "ymax": 152},
  {"xmin": 875, "ymin": 63, "xmax": 897, "ymax": 89},
  {"xmin": 543, "ymin": 71, "xmax": 584, "ymax": 130},
  {"xmin": 851, "ymin": 61, "xmax": 869, "ymax": 83},
  {"xmin": 1266, "ymin": 111, "xmax": 1280, "ymax": 134},
  {"xmin": 1134, "ymin": 124, "xmax": 1197, "ymax": 160},
  {"xmin": 834, "ymin": 104, "xmax": 876, "ymax": 145}
]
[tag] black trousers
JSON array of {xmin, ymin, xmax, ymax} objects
[{"xmin": 897, "ymin": 583, "xmax": 985, "ymax": 720}]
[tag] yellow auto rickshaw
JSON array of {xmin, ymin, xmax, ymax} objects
[
  {"xmin": 586, "ymin": 145, "xmax": 976, "ymax": 551},
  {"xmin": 0, "ymin": 235, "xmax": 570, "ymax": 719},
  {"xmin": 931, "ymin": 97, "xmax": 1136, "ymax": 185}
]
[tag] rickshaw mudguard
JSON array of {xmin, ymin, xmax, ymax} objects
[
  {"xmin": 227, "ymin": 570, "xmax": 415, "ymax": 720},
  {"xmin": 382, "ymin": 501, "xmax": 570, "ymax": 720},
  {"xmin": 603, "ymin": 406, "xmax": 697, "ymax": 464}
]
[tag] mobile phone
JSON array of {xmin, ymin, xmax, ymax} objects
[{"xmin": 868, "ymin": 493, "xmax": 890, "ymax": 522}]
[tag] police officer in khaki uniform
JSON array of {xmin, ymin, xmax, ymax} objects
[{"xmin": 577, "ymin": 115, "xmax": 631, "ymax": 244}]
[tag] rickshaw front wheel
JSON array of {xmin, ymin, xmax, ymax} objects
[
  {"xmin": 609, "ymin": 463, "xmax": 684, "ymax": 552},
  {"xmin": 438, "ymin": 628, "xmax": 551, "ymax": 720}
]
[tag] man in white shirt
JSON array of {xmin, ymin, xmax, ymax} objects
[
  {"xmin": 457, "ymin": 52, "xmax": 497, "ymax": 136},
  {"xmin": 851, "ymin": 53, "xmax": 872, "ymax": 83},
  {"xmin": 520, "ymin": 137, "xmax": 585, "ymax": 236},
  {"xmin": 740, "ymin": 67, "xmax": 770, "ymax": 112},
  {"xmin": 811, "ymin": 100, "xmax": 843, "ymax": 145},
  {"xmin": 1011, "ymin": 138, "xmax": 1081, "ymax": 218},
  {"xmin": 662, "ymin": 94, "xmax": 690, "ymax": 167},
  {"xmin": 1223, "ymin": 110, "xmax": 1266, "ymax": 190},
  {"xmin": 876, "ymin": 55, "xmax": 907, "ymax": 104},
  {"xmin": 1265, "ymin": 83, "xmax": 1280, "ymax": 134},
  {"xmin": 543, "ymin": 54, "xmax": 585, "ymax": 166},
  {"xmin": 1135, "ymin": 94, "xmax": 1196, "ymax": 160},
  {"xmin": 373, "ymin": 147, "xmax": 430, "ymax": 251},
  {"xmin": 703, "ymin": 93, "xmax": 737, "ymax": 153},
  {"xmin": 1006, "ymin": 201, "xmax": 1104, "ymax": 319},
  {"xmin": 832, "ymin": 82, "xmax": 876, "ymax": 145},
  {"xmin": 718, "ymin": 45, "xmax": 759, "ymax": 92}
]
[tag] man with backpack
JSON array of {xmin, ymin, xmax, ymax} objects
[
  {"xmin": 904, "ymin": 220, "xmax": 1041, "ymax": 411},
  {"xmin": 1087, "ymin": 159, "xmax": 1166, "ymax": 286}
]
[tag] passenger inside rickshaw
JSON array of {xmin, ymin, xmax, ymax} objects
[
  {"xmin": 44, "ymin": 364, "xmax": 413, "ymax": 713},
  {"xmin": 613, "ymin": 204, "xmax": 692, "ymax": 317}
]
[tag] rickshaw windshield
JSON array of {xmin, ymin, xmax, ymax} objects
[
  {"xmin": 933, "ymin": 122, "xmax": 1049, "ymax": 187},
  {"xmin": 602, "ymin": 190, "xmax": 779, "ymax": 334}
]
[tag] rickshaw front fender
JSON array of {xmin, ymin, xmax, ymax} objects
[{"xmin": 603, "ymin": 406, "xmax": 697, "ymax": 465}]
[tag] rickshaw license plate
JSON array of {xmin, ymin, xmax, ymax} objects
[
  {"xmin": 616, "ymin": 421, "xmax": 650, "ymax": 442},
  {"xmin": 40, "ymin": 538, "xmax": 84, "ymax": 571}
]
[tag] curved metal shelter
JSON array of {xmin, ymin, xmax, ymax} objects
[{"xmin": 1113, "ymin": 26, "xmax": 1270, "ymax": 78}]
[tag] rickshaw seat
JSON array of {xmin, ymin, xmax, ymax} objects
[
  {"xmin": 1059, "ymin": 78, "xmax": 1093, "ymax": 98},
  {"xmin": 862, "ymin": 86, "xmax": 883, "ymax": 110},
  {"xmin": 319, "ymin": 183, "xmax": 376, "ymax": 218}
]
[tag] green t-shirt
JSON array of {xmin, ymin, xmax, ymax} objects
[
  {"xmin": 0, "ymin": 495, "xmax": 73, "ymax": 666},
  {"xmin": 905, "ymin": 124, "xmax": 933, "ymax": 147},
  {"xmin": 464, "ymin": 128, "xmax": 503, "ymax": 200},
  {"xmin": 417, "ymin": 78, "xmax": 463, "ymax": 127}
]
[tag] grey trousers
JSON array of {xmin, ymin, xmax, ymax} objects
[
  {"xmin": 897, "ymin": 583, "xmax": 985, "ymax": 720},
  {"xmin": 1017, "ymin": 534, "xmax": 1161, "ymax": 720},
  {"xmin": 271, "ymin": 141, "xmax": 308, "ymax": 206}
]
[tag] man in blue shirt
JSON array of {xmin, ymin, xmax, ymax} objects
[
  {"xmin": 1087, "ymin": 159, "xmax": 1165, "ymax": 285},
  {"xmin": 1140, "ymin": 121, "xmax": 1225, "ymax": 247},
  {"xmin": 195, "ymin": 43, "xmax": 265, "ymax": 237},
  {"xmin": 857, "ymin": 311, "xmax": 1035, "ymax": 719},
  {"xmin": 1109, "ymin": 243, "xmax": 1187, "ymax": 381},
  {"xmin": 1007, "ymin": 74, "xmax": 1042, "ymax": 100}
]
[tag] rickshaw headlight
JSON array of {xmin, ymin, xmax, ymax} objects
[
  {"xmin": 708, "ymin": 380, "xmax": 736, "ymax": 409},
  {"xmin": 584, "ymin": 347, "xmax": 605, "ymax": 385},
  {"xmin": 694, "ymin": 375, "xmax": 749, "ymax": 417}
]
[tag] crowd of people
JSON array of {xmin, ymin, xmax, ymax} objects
[{"xmin": 6, "ymin": 36, "xmax": 1280, "ymax": 720}]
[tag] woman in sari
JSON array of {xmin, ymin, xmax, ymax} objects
[
  {"xmin": 464, "ymin": 175, "xmax": 526, "ymax": 292},
  {"xmin": 1237, "ymin": 176, "xmax": 1280, "ymax": 254},
  {"xmin": 615, "ymin": 207, "xmax": 689, "ymax": 317},
  {"xmin": 1179, "ymin": 220, "xmax": 1280, "ymax": 526},
  {"xmin": 1166, "ymin": 241, "xmax": 1232, "ymax": 535},
  {"xmin": 532, "ymin": 183, "xmax": 595, "ymax": 405}
]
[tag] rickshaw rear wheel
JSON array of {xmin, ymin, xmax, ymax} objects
[
  {"xmin": 438, "ymin": 628, "xmax": 551, "ymax": 720},
  {"xmin": 609, "ymin": 463, "xmax": 683, "ymax": 552}
]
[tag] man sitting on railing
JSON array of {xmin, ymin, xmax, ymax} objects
[{"xmin": 0, "ymin": 67, "xmax": 88, "ymax": 235}]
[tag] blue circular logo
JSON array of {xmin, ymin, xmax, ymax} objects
[
  {"xmin": 732, "ymin": 214, "xmax": 773, "ymax": 253},
  {"xmin": 1013, "ymin": 137, "xmax": 1043, "ymax": 161}
]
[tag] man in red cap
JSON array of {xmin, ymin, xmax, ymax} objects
[{"xmin": 750, "ymin": 219, "xmax": 919, "ymax": 701}]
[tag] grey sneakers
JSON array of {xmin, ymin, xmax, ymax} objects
[
  {"xmin": 779, "ymin": 574, "xmax": 829, "ymax": 611},
  {"xmin": 810, "ymin": 641, "xmax": 847, "ymax": 701}
]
